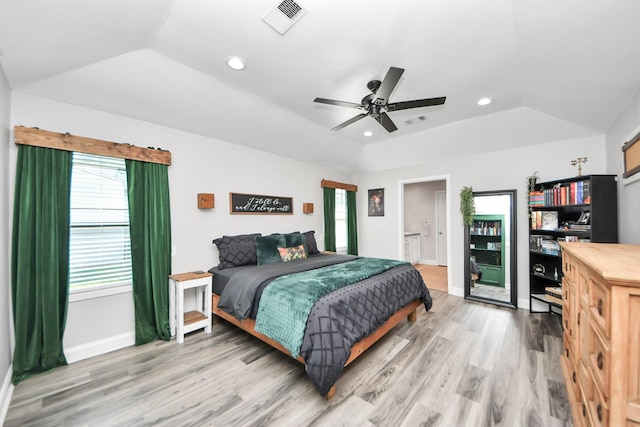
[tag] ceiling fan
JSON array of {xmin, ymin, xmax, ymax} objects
[{"xmin": 314, "ymin": 66, "xmax": 446, "ymax": 133}]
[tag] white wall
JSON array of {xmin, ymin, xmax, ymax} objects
[
  {"xmin": 403, "ymin": 181, "xmax": 445, "ymax": 263},
  {"xmin": 9, "ymin": 92, "xmax": 353, "ymax": 360},
  {"xmin": 356, "ymin": 135, "xmax": 607, "ymax": 307},
  {"xmin": 606, "ymin": 89, "xmax": 640, "ymax": 244},
  {"xmin": 0, "ymin": 63, "xmax": 13, "ymax": 423}
]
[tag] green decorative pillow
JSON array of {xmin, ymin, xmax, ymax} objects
[
  {"xmin": 278, "ymin": 245, "xmax": 308, "ymax": 262},
  {"xmin": 284, "ymin": 232, "xmax": 308, "ymax": 256},
  {"xmin": 256, "ymin": 234, "xmax": 287, "ymax": 265}
]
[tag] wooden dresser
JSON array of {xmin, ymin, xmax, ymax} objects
[{"xmin": 560, "ymin": 242, "xmax": 640, "ymax": 427}]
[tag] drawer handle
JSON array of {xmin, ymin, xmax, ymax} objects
[
  {"xmin": 582, "ymin": 404, "xmax": 586, "ymax": 417},
  {"xmin": 597, "ymin": 352, "xmax": 603, "ymax": 370},
  {"xmin": 596, "ymin": 403, "xmax": 602, "ymax": 421},
  {"xmin": 572, "ymin": 372, "xmax": 576, "ymax": 383},
  {"xmin": 597, "ymin": 298, "xmax": 603, "ymax": 315},
  {"xmin": 565, "ymin": 348, "xmax": 569, "ymax": 357},
  {"xmin": 577, "ymin": 313, "xmax": 580, "ymax": 325}
]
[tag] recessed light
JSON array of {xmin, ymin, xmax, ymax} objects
[
  {"xmin": 363, "ymin": 131, "xmax": 373, "ymax": 137},
  {"xmin": 227, "ymin": 57, "xmax": 246, "ymax": 70},
  {"xmin": 477, "ymin": 98, "xmax": 492, "ymax": 106}
]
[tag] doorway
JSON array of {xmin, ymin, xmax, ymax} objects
[{"xmin": 399, "ymin": 176, "xmax": 450, "ymax": 293}]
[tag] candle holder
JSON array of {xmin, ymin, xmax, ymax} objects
[{"xmin": 570, "ymin": 157, "xmax": 588, "ymax": 176}]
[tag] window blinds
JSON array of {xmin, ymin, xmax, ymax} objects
[{"xmin": 69, "ymin": 153, "xmax": 132, "ymax": 291}]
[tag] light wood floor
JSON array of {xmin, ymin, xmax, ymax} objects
[
  {"xmin": 5, "ymin": 290, "xmax": 572, "ymax": 427},
  {"xmin": 414, "ymin": 264, "xmax": 448, "ymax": 292}
]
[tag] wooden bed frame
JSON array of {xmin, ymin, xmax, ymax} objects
[{"xmin": 211, "ymin": 293, "xmax": 421, "ymax": 399}]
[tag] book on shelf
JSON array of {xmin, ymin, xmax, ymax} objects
[
  {"xmin": 568, "ymin": 224, "xmax": 591, "ymax": 231},
  {"xmin": 538, "ymin": 179, "xmax": 590, "ymax": 207},
  {"xmin": 544, "ymin": 286, "xmax": 563, "ymax": 305},
  {"xmin": 530, "ymin": 235, "xmax": 561, "ymax": 255},
  {"xmin": 531, "ymin": 210, "xmax": 543, "ymax": 230},
  {"xmin": 528, "ymin": 191, "xmax": 544, "ymax": 206}
]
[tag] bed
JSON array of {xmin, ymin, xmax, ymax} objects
[{"xmin": 208, "ymin": 231, "xmax": 433, "ymax": 398}]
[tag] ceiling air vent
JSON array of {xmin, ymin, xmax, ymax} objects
[
  {"xmin": 262, "ymin": 0, "xmax": 308, "ymax": 35},
  {"xmin": 405, "ymin": 116, "xmax": 427, "ymax": 125}
]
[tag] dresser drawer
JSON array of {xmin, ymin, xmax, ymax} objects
[
  {"xmin": 563, "ymin": 252, "xmax": 575, "ymax": 283},
  {"xmin": 589, "ymin": 276, "xmax": 611, "ymax": 338},
  {"xmin": 566, "ymin": 349, "xmax": 582, "ymax": 401},
  {"xmin": 589, "ymin": 326, "xmax": 610, "ymax": 400},
  {"xmin": 590, "ymin": 379, "xmax": 609, "ymax": 427},
  {"xmin": 578, "ymin": 360, "xmax": 592, "ymax": 402},
  {"xmin": 579, "ymin": 269, "xmax": 590, "ymax": 311}
]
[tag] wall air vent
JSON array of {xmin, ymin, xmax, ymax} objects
[{"xmin": 262, "ymin": 0, "xmax": 308, "ymax": 36}]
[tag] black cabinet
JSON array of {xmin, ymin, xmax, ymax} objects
[{"xmin": 528, "ymin": 174, "xmax": 618, "ymax": 313}]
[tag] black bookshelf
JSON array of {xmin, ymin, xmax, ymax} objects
[{"xmin": 528, "ymin": 174, "xmax": 618, "ymax": 314}]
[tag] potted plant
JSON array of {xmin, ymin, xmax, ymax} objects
[
  {"xmin": 527, "ymin": 171, "xmax": 539, "ymax": 192},
  {"xmin": 460, "ymin": 186, "xmax": 475, "ymax": 226}
]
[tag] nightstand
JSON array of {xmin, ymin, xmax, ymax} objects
[{"xmin": 168, "ymin": 271, "xmax": 212, "ymax": 344}]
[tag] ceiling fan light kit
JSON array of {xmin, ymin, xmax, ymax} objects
[{"xmin": 314, "ymin": 67, "xmax": 446, "ymax": 133}]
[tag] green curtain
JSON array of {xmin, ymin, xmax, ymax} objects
[
  {"xmin": 346, "ymin": 190, "xmax": 358, "ymax": 255},
  {"xmin": 126, "ymin": 159, "xmax": 172, "ymax": 345},
  {"xmin": 323, "ymin": 187, "xmax": 336, "ymax": 252},
  {"xmin": 11, "ymin": 145, "xmax": 72, "ymax": 384}
]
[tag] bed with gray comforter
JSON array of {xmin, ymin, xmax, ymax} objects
[{"xmin": 211, "ymin": 253, "xmax": 432, "ymax": 396}]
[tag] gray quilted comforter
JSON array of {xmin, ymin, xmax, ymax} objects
[{"xmin": 215, "ymin": 255, "xmax": 432, "ymax": 395}]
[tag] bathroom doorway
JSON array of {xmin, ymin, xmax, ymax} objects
[{"xmin": 399, "ymin": 175, "xmax": 450, "ymax": 293}]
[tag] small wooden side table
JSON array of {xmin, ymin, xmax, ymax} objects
[{"xmin": 168, "ymin": 271, "xmax": 212, "ymax": 344}]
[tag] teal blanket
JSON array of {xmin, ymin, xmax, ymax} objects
[{"xmin": 254, "ymin": 257, "xmax": 409, "ymax": 358}]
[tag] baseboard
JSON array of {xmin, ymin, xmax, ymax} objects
[
  {"xmin": 65, "ymin": 332, "xmax": 135, "ymax": 363},
  {"xmin": 0, "ymin": 365, "xmax": 14, "ymax": 426},
  {"xmin": 419, "ymin": 259, "xmax": 438, "ymax": 265},
  {"xmin": 518, "ymin": 297, "xmax": 530, "ymax": 310},
  {"xmin": 449, "ymin": 286, "xmax": 464, "ymax": 298}
]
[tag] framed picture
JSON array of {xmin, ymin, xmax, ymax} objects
[
  {"xmin": 541, "ymin": 211, "xmax": 558, "ymax": 230},
  {"xmin": 229, "ymin": 192, "xmax": 293, "ymax": 215},
  {"xmin": 368, "ymin": 188, "xmax": 384, "ymax": 216},
  {"xmin": 622, "ymin": 130, "xmax": 640, "ymax": 178},
  {"xmin": 577, "ymin": 211, "xmax": 591, "ymax": 225}
]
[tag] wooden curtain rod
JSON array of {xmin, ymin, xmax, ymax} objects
[
  {"xmin": 321, "ymin": 179, "xmax": 358, "ymax": 192},
  {"xmin": 14, "ymin": 126, "xmax": 172, "ymax": 166}
]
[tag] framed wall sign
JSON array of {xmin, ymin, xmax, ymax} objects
[
  {"xmin": 368, "ymin": 188, "xmax": 384, "ymax": 216},
  {"xmin": 229, "ymin": 193, "xmax": 293, "ymax": 214}
]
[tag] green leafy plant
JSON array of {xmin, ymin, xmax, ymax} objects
[
  {"xmin": 460, "ymin": 186, "xmax": 475, "ymax": 226},
  {"xmin": 527, "ymin": 171, "xmax": 539, "ymax": 192}
]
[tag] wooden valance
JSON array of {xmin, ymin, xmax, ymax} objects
[
  {"xmin": 14, "ymin": 126, "xmax": 172, "ymax": 166},
  {"xmin": 321, "ymin": 179, "xmax": 357, "ymax": 192}
]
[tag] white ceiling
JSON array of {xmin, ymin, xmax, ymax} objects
[{"xmin": 1, "ymin": 0, "xmax": 640, "ymax": 172}]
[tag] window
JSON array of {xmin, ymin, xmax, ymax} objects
[
  {"xmin": 69, "ymin": 153, "xmax": 132, "ymax": 292},
  {"xmin": 335, "ymin": 189, "xmax": 347, "ymax": 252}
]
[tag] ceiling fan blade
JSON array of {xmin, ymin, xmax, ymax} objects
[
  {"xmin": 387, "ymin": 96, "xmax": 446, "ymax": 112},
  {"xmin": 314, "ymin": 98, "xmax": 362, "ymax": 109},
  {"xmin": 373, "ymin": 112, "xmax": 398, "ymax": 132},
  {"xmin": 373, "ymin": 67, "xmax": 404, "ymax": 106},
  {"xmin": 331, "ymin": 113, "xmax": 368, "ymax": 131}
]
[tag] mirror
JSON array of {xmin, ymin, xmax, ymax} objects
[{"xmin": 464, "ymin": 189, "xmax": 517, "ymax": 308}]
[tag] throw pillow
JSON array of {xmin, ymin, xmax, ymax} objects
[
  {"xmin": 303, "ymin": 230, "xmax": 320, "ymax": 255},
  {"xmin": 278, "ymin": 245, "xmax": 308, "ymax": 262},
  {"xmin": 212, "ymin": 233, "xmax": 261, "ymax": 269},
  {"xmin": 284, "ymin": 232, "xmax": 308, "ymax": 256},
  {"xmin": 256, "ymin": 234, "xmax": 287, "ymax": 265}
]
